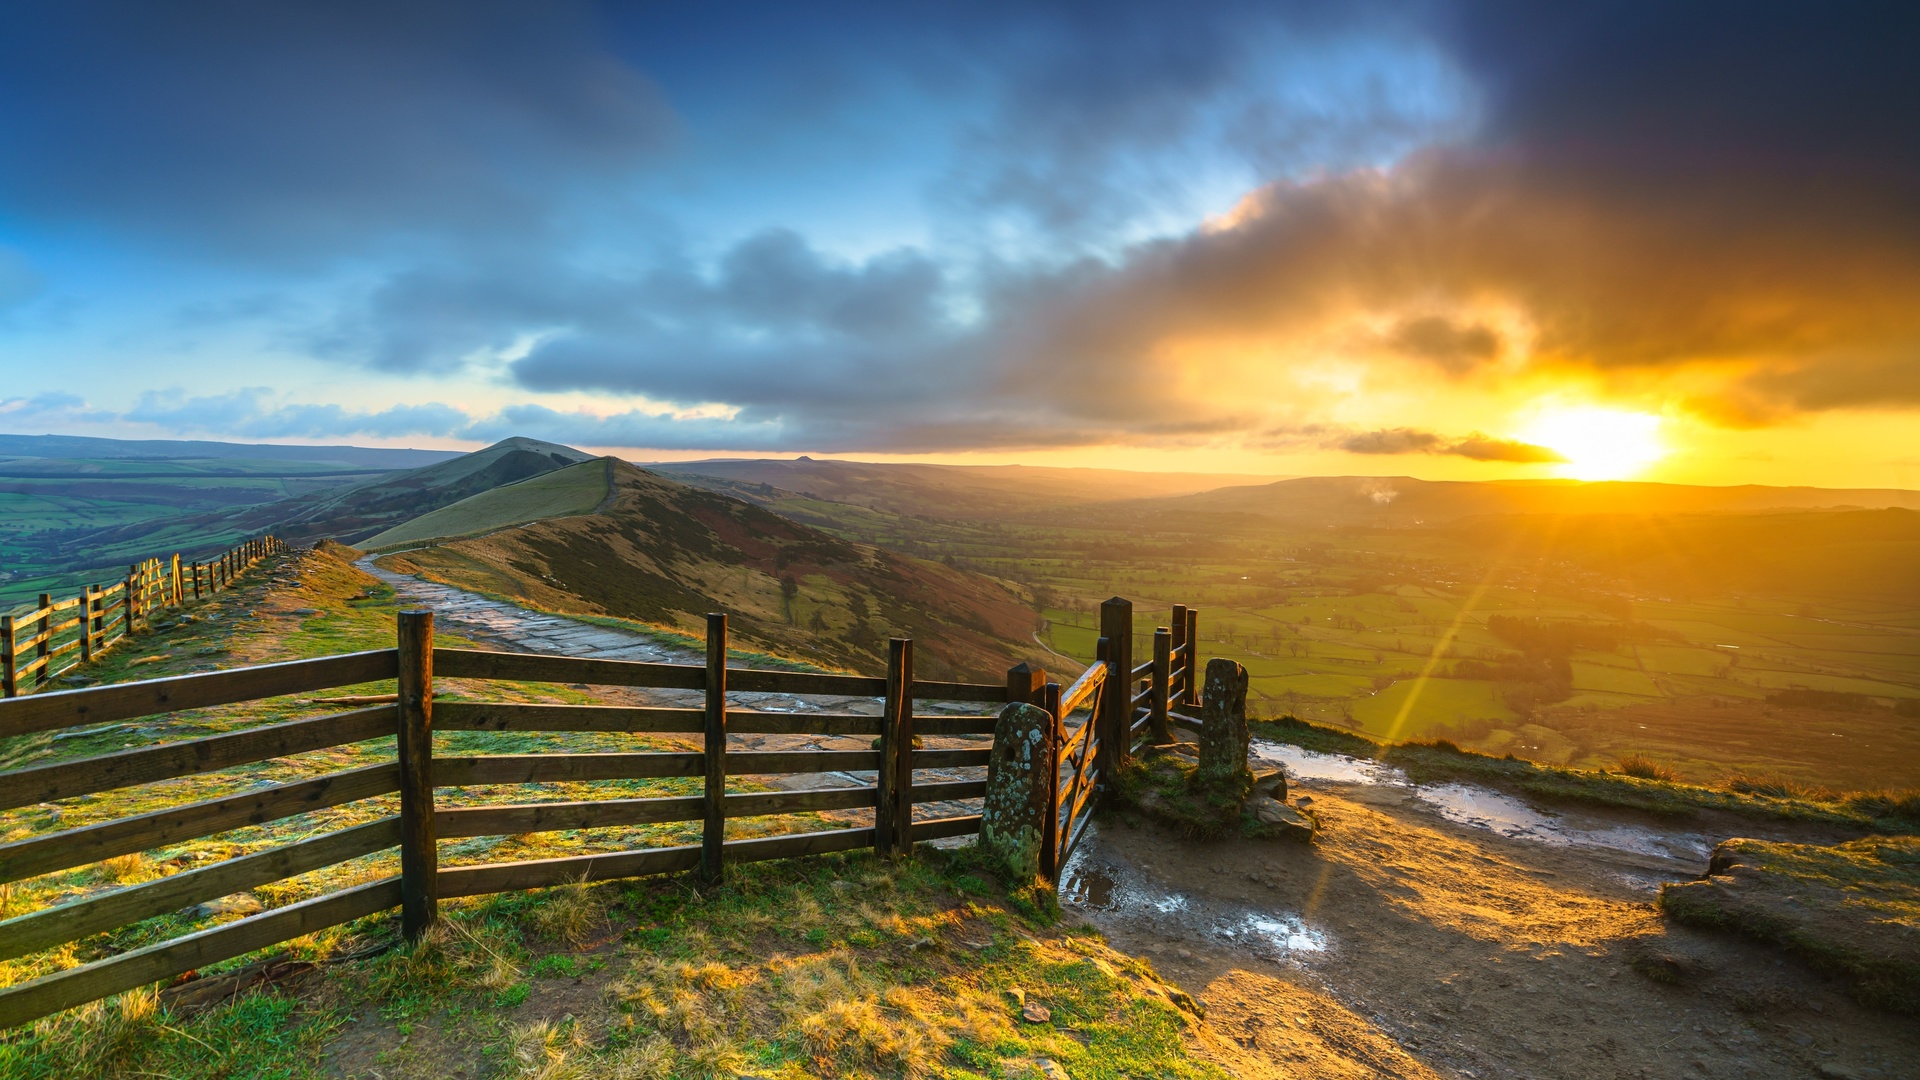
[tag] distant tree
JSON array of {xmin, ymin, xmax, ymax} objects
[
  {"xmin": 780, "ymin": 576, "xmax": 799, "ymax": 624},
  {"xmin": 809, "ymin": 608, "xmax": 827, "ymax": 631}
]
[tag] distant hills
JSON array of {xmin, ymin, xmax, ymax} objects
[
  {"xmin": 1114, "ymin": 474, "xmax": 1920, "ymax": 526},
  {"xmin": 376, "ymin": 457, "xmax": 1042, "ymax": 679},
  {"xmin": 0, "ymin": 432, "xmax": 461, "ymax": 469},
  {"xmin": 651, "ymin": 457, "xmax": 1284, "ymax": 519}
]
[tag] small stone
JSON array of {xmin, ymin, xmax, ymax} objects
[
  {"xmin": 290, "ymin": 608, "xmax": 320, "ymax": 616},
  {"xmin": 1021, "ymin": 1002, "xmax": 1051, "ymax": 1023},
  {"xmin": 1249, "ymin": 797, "xmax": 1317, "ymax": 841},
  {"xmin": 1250, "ymin": 768, "xmax": 1287, "ymax": 800},
  {"xmin": 1032, "ymin": 1059, "xmax": 1071, "ymax": 1080},
  {"xmin": 1817, "ymin": 1065, "xmax": 1865, "ymax": 1079},
  {"xmin": 1294, "ymin": 795, "xmax": 1314, "ymax": 806}
]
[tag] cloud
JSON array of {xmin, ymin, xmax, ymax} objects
[
  {"xmin": 0, "ymin": 391, "xmax": 117, "ymax": 427},
  {"xmin": 1336, "ymin": 427, "xmax": 1562, "ymax": 463},
  {"xmin": 124, "ymin": 389, "xmax": 470, "ymax": 440},
  {"xmin": 0, "ymin": 1, "xmax": 674, "ymax": 259}
]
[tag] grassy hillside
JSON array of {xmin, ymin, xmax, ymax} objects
[
  {"xmin": 0, "ymin": 544, "xmax": 1226, "ymax": 1079},
  {"xmin": 361, "ymin": 458, "xmax": 611, "ymax": 550},
  {"xmin": 377, "ymin": 461, "xmax": 1044, "ymax": 681}
]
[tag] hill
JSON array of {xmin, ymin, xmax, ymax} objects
[
  {"xmin": 650, "ymin": 456, "xmax": 1284, "ymax": 520},
  {"xmin": 376, "ymin": 459, "xmax": 1044, "ymax": 679},
  {"xmin": 360, "ymin": 457, "xmax": 613, "ymax": 550}
]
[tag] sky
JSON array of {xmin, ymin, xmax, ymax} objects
[{"xmin": 0, "ymin": 1, "xmax": 1916, "ymax": 488}]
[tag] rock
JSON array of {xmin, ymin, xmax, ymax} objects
[
  {"xmin": 290, "ymin": 608, "xmax": 320, "ymax": 616},
  {"xmin": 1249, "ymin": 797, "xmax": 1316, "ymax": 842},
  {"xmin": 1032, "ymin": 1059, "xmax": 1071, "ymax": 1079},
  {"xmin": 1250, "ymin": 768, "xmax": 1287, "ymax": 801},
  {"xmin": 1817, "ymin": 1065, "xmax": 1864, "ymax": 1080},
  {"xmin": 1197, "ymin": 659, "xmax": 1250, "ymax": 784},
  {"xmin": 184, "ymin": 892, "xmax": 264, "ymax": 919},
  {"xmin": 1020, "ymin": 1001, "xmax": 1051, "ymax": 1023},
  {"xmin": 981, "ymin": 702, "xmax": 1054, "ymax": 879}
]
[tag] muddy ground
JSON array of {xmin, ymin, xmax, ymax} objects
[{"xmin": 1062, "ymin": 746, "xmax": 1919, "ymax": 1080}]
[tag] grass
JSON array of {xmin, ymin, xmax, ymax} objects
[
  {"xmin": 0, "ymin": 849, "xmax": 1224, "ymax": 1079},
  {"xmin": 361, "ymin": 459, "xmax": 610, "ymax": 551},
  {"xmin": 1248, "ymin": 713, "xmax": 1920, "ymax": 833},
  {"xmin": 1660, "ymin": 835, "xmax": 1920, "ymax": 1013},
  {"xmin": 1112, "ymin": 752, "xmax": 1254, "ymax": 840}
]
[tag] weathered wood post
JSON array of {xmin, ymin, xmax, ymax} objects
[
  {"xmin": 1170, "ymin": 604, "xmax": 1188, "ymax": 703},
  {"xmin": 395, "ymin": 610, "xmax": 437, "ymax": 940},
  {"xmin": 125, "ymin": 565, "xmax": 139, "ymax": 626},
  {"xmin": 31, "ymin": 594, "xmax": 51, "ymax": 692},
  {"xmin": 170, "ymin": 555, "xmax": 182, "ymax": 608},
  {"xmin": 1096, "ymin": 597, "xmax": 1132, "ymax": 781},
  {"xmin": 1182, "ymin": 607, "xmax": 1201, "ymax": 709},
  {"xmin": 1039, "ymin": 679, "xmax": 1063, "ymax": 880},
  {"xmin": 880, "ymin": 637, "xmax": 915, "ymax": 857},
  {"xmin": 0, "ymin": 614, "xmax": 15, "ymax": 698},
  {"xmin": 701, "ymin": 612, "xmax": 727, "ymax": 885},
  {"xmin": 1005, "ymin": 661, "xmax": 1045, "ymax": 707},
  {"xmin": 79, "ymin": 587, "xmax": 97, "ymax": 663},
  {"xmin": 1150, "ymin": 626, "xmax": 1172, "ymax": 744}
]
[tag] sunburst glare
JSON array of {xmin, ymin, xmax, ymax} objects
[{"xmin": 1519, "ymin": 406, "xmax": 1666, "ymax": 481}]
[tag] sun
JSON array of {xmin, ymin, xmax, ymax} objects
[{"xmin": 1519, "ymin": 406, "xmax": 1667, "ymax": 481}]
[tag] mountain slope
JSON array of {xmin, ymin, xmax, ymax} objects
[
  {"xmin": 360, "ymin": 457, "xmax": 612, "ymax": 550},
  {"xmin": 376, "ymin": 460, "xmax": 1043, "ymax": 679}
]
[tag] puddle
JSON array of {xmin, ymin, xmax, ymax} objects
[
  {"xmin": 1250, "ymin": 740, "xmax": 1710, "ymax": 869},
  {"xmin": 1414, "ymin": 783, "xmax": 1712, "ymax": 863},
  {"xmin": 1061, "ymin": 832, "xmax": 1328, "ymax": 963},
  {"xmin": 1252, "ymin": 740, "xmax": 1408, "ymax": 785}
]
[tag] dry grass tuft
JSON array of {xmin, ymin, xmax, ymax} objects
[
  {"xmin": 1722, "ymin": 771, "xmax": 1836, "ymax": 801},
  {"xmin": 526, "ymin": 874, "xmax": 610, "ymax": 945},
  {"xmin": 28, "ymin": 986, "xmax": 163, "ymax": 1074},
  {"xmin": 95, "ymin": 852, "xmax": 153, "ymax": 885},
  {"xmin": 1616, "ymin": 754, "xmax": 1679, "ymax": 782}
]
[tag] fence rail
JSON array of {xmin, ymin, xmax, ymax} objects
[
  {"xmin": 0, "ymin": 588, "xmax": 1202, "ymax": 1029},
  {"xmin": 1, "ymin": 536, "xmax": 287, "ymax": 698},
  {"xmin": 0, "ymin": 611, "xmax": 1015, "ymax": 1029}
]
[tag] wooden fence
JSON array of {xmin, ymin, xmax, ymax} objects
[
  {"xmin": 0, "ymin": 536, "xmax": 287, "ymax": 698},
  {"xmin": 0, "ymin": 594, "xmax": 1201, "ymax": 1028}
]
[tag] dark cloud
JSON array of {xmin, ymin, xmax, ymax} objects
[
  {"xmin": 1386, "ymin": 315, "xmax": 1500, "ymax": 373},
  {"xmin": 1337, "ymin": 427, "xmax": 1562, "ymax": 463}
]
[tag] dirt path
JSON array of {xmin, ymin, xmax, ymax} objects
[{"xmin": 1062, "ymin": 742, "xmax": 1919, "ymax": 1080}]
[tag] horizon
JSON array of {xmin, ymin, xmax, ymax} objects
[{"xmin": 2, "ymin": 5, "xmax": 1917, "ymax": 489}]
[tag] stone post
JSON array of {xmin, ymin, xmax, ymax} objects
[
  {"xmin": 980, "ymin": 701, "xmax": 1054, "ymax": 880},
  {"xmin": 1197, "ymin": 657, "xmax": 1250, "ymax": 785}
]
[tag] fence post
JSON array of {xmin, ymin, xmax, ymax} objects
[
  {"xmin": 1097, "ymin": 597, "xmax": 1132, "ymax": 781},
  {"xmin": 125, "ymin": 566, "xmax": 139, "ymax": 626},
  {"xmin": 880, "ymin": 638, "xmax": 915, "ymax": 857},
  {"xmin": 1182, "ymin": 608, "xmax": 1201, "ymax": 709},
  {"xmin": 1151, "ymin": 626, "xmax": 1172, "ymax": 744},
  {"xmin": 32, "ymin": 595, "xmax": 51, "ymax": 692},
  {"xmin": 1, "ymin": 615, "xmax": 14, "ymax": 698},
  {"xmin": 396, "ymin": 610, "xmax": 438, "ymax": 940},
  {"xmin": 79, "ymin": 587, "xmax": 96, "ymax": 663},
  {"xmin": 170, "ymin": 555, "xmax": 182, "ymax": 608},
  {"xmin": 702, "ymin": 613, "xmax": 727, "ymax": 886},
  {"xmin": 1005, "ymin": 661, "xmax": 1045, "ymax": 707},
  {"xmin": 1170, "ymin": 604, "xmax": 1187, "ymax": 702}
]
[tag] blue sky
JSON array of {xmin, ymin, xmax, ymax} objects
[{"xmin": 1, "ymin": 2, "xmax": 1917, "ymax": 485}]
